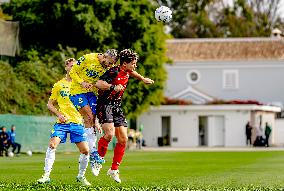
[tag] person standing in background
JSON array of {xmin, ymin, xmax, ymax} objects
[
  {"xmin": 245, "ymin": 122, "xmax": 252, "ymax": 146},
  {"xmin": 8, "ymin": 125, "xmax": 21, "ymax": 155},
  {"xmin": 0, "ymin": 126, "xmax": 9, "ymax": 157},
  {"xmin": 265, "ymin": 122, "xmax": 272, "ymax": 147}
]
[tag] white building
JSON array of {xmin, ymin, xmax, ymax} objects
[
  {"xmin": 0, "ymin": 0, "xmax": 9, "ymax": 4},
  {"xmin": 138, "ymin": 37, "xmax": 284, "ymax": 147},
  {"xmin": 138, "ymin": 105, "xmax": 280, "ymax": 147},
  {"xmin": 165, "ymin": 38, "xmax": 284, "ymax": 105}
]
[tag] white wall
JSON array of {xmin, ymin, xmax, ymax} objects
[
  {"xmin": 208, "ymin": 116, "xmax": 225, "ymax": 147},
  {"xmin": 274, "ymin": 119, "xmax": 284, "ymax": 146},
  {"xmin": 224, "ymin": 111, "xmax": 250, "ymax": 146},
  {"xmin": 251, "ymin": 111, "xmax": 276, "ymax": 145},
  {"xmin": 194, "ymin": 110, "xmax": 250, "ymax": 147},
  {"xmin": 166, "ymin": 60, "xmax": 284, "ymax": 107},
  {"xmin": 170, "ymin": 111, "xmax": 198, "ymax": 147},
  {"xmin": 138, "ymin": 108, "xmax": 252, "ymax": 147},
  {"xmin": 138, "ymin": 112, "xmax": 161, "ymax": 147},
  {"xmin": 138, "ymin": 110, "xmax": 199, "ymax": 147}
]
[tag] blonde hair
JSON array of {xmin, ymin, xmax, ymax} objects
[{"xmin": 65, "ymin": 58, "xmax": 76, "ymax": 66}]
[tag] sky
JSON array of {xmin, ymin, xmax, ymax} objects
[
  {"xmin": 279, "ymin": 0, "xmax": 284, "ymax": 18},
  {"xmin": 226, "ymin": 0, "xmax": 284, "ymax": 18}
]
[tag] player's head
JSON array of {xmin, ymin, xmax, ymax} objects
[
  {"xmin": 64, "ymin": 58, "xmax": 76, "ymax": 73},
  {"xmin": 11, "ymin": 125, "xmax": 16, "ymax": 131},
  {"xmin": 1, "ymin": 126, "xmax": 6, "ymax": 132},
  {"xmin": 101, "ymin": 49, "xmax": 119, "ymax": 68},
  {"xmin": 119, "ymin": 49, "xmax": 138, "ymax": 72}
]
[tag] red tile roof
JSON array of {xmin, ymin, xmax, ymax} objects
[{"xmin": 166, "ymin": 38, "xmax": 284, "ymax": 62}]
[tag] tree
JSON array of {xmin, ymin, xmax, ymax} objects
[
  {"xmin": 160, "ymin": 0, "xmax": 221, "ymax": 37},
  {"xmin": 160, "ymin": 0, "xmax": 284, "ymax": 37},
  {"xmin": 247, "ymin": 0, "xmax": 282, "ymax": 28},
  {"xmin": 217, "ymin": 0, "xmax": 270, "ymax": 37},
  {"xmin": 1, "ymin": 0, "xmax": 168, "ymax": 118}
]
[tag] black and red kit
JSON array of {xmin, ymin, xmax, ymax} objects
[{"xmin": 97, "ymin": 66, "xmax": 129, "ymax": 127}]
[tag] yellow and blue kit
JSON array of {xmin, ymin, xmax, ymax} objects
[
  {"xmin": 69, "ymin": 53, "xmax": 107, "ymax": 96},
  {"xmin": 49, "ymin": 78, "xmax": 86, "ymax": 143},
  {"xmin": 69, "ymin": 53, "xmax": 107, "ymax": 114}
]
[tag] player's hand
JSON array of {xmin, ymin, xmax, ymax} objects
[
  {"xmin": 142, "ymin": 77, "xmax": 154, "ymax": 84},
  {"xmin": 114, "ymin": 84, "xmax": 124, "ymax": 92},
  {"xmin": 94, "ymin": 125, "xmax": 102, "ymax": 134},
  {"xmin": 58, "ymin": 114, "xmax": 67, "ymax": 123},
  {"xmin": 94, "ymin": 119, "xmax": 102, "ymax": 134},
  {"xmin": 81, "ymin": 82, "xmax": 93, "ymax": 90}
]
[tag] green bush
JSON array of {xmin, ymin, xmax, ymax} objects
[{"xmin": 2, "ymin": 0, "xmax": 168, "ymax": 116}]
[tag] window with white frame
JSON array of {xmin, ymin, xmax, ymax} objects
[
  {"xmin": 186, "ymin": 70, "xmax": 201, "ymax": 84},
  {"xmin": 222, "ymin": 70, "xmax": 239, "ymax": 89}
]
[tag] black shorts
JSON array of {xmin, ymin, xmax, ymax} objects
[{"xmin": 97, "ymin": 103, "xmax": 128, "ymax": 127}]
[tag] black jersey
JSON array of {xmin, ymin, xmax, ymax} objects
[{"xmin": 98, "ymin": 66, "xmax": 130, "ymax": 104}]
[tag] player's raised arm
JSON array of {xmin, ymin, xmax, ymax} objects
[
  {"xmin": 96, "ymin": 80, "xmax": 124, "ymax": 92},
  {"xmin": 95, "ymin": 80, "xmax": 112, "ymax": 90},
  {"xmin": 130, "ymin": 71, "xmax": 154, "ymax": 84}
]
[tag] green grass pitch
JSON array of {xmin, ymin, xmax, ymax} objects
[{"xmin": 1, "ymin": 150, "xmax": 284, "ymax": 190}]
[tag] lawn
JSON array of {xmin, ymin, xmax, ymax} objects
[{"xmin": 0, "ymin": 150, "xmax": 284, "ymax": 190}]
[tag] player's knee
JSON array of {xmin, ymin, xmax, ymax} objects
[
  {"xmin": 104, "ymin": 134, "xmax": 114, "ymax": 141},
  {"xmin": 49, "ymin": 143, "xmax": 57, "ymax": 149},
  {"xmin": 83, "ymin": 114, "xmax": 94, "ymax": 125},
  {"xmin": 80, "ymin": 148, "xmax": 89, "ymax": 155},
  {"xmin": 118, "ymin": 137, "xmax": 128, "ymax": 145},
  {"xmin": 104, "ymin": 128, "xmax": 115, "ymax": 140}
]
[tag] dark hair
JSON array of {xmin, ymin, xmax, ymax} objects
[{"xmin": 119, "ymin": 49, "xmax": 138, "ymax": 65}]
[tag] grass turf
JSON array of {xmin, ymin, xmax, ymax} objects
[{"xmin": 0, "ymin": 150, "xmax": 284, "ymax": 190}]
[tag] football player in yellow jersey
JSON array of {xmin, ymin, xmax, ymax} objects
[
  {"xmin": 69, "ymin": 49, "xmax": 154, "ymax": 176},
  {"xmin": 69, "ymin": 49, "xmax": 118, "ymax": 176},
  {"xmin": 37, "ymin": 58, "xmax": 91, "ymax": 186}
]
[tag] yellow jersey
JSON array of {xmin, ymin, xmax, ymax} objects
[
  {"xmin": 49, "ymin": 78, "xmax": 83, "ymax": 124},
  {"xmin": 69, "ymin": 53, "xmax": 107, "ymax": 95}
]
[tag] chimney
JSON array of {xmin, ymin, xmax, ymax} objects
[{"xmin": 271, "ymin": 28, "xmax": 282, "ymax": 39}]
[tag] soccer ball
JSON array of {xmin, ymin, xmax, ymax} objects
[
  {"xmin": 155, "ymin": 6, "xmax": 172, "ymax": 23},
  {"xmin": 26, "ymin": 150, "xmax": 32, "ymax": 156},
  {"xmin": 8, "ymin": 151, "xmax": 14, "ymax": 157}
]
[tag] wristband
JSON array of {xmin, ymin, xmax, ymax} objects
[{"xmin": 110, "ymin": 85, "xmax": 115, "ymax": 91}]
